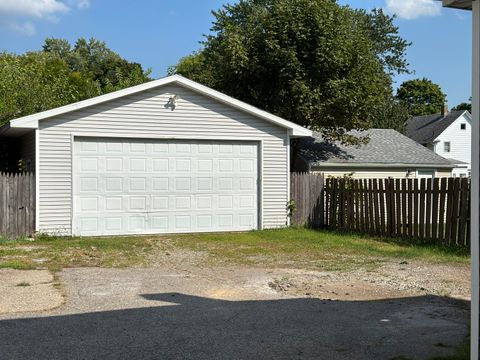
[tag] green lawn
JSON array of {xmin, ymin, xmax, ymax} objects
[
  {"xmin": 0, "ymin": 228, "xmax": 470, "ymax": 272},
  {"xmin": 171, "ymin": 227, "xmax": 470, "ymax": 270}
]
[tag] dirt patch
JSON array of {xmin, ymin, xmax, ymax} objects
[
  {"xmin": 147, "ymin": 241, "xmax": 471, "ymax": 301},
  {"xmin": 0, "ymin": 269, "xmax": 64, "ymax": 314},
  {"xmin": 263, "ymin": 260, "xmax": 471, "ymax": 301}
]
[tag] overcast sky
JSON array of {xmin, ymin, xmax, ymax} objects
[{"xmin": 0, "ymin": 0, "xmax": 472, "ymax": 107}]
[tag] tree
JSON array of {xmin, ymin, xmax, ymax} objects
[
  {"xmin": 0, "ymin": 52, "xmax": 100, "ymax": 125},
  {"xmin": 452, "ymin": 99, "xmax": 471, "ymax": 112},
  {"xmin": 0, "ymin": 38, "xmax": 152, "ymax": 126},
  {"xmin": 43, "ymin": 37, "xmax": 152, "ymax": 92},
  {"xmin": 170, "ymin": 0, "xmax": 410, "ymax": 142},
  {"xmin": 371, "ymin": 97, "xmax": 410, "ymax": 133},
  {"xmin": 396, "ymin": 78, "xmax": 446, "ymax": 116}
]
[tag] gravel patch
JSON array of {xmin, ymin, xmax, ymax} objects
[{"xmin": 0, "ymin": 269, "xmax": 64, "ymax": 314}]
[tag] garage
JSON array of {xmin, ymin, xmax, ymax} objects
[
  {"xmin": 74, "ymin": 138, "xmax": 259, "ymax": 236},
  {"xmin": 3, "ymin": 75, "xmax": 310, "ymax": 236}
]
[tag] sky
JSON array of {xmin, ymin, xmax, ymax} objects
[{"xmin": 0, "ymin": 0, "xmax": 473, "ymax": 107}]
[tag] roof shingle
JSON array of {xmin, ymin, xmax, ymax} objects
[
  {"xmin": 405, "ymin": 111, "xmax": 467, "ymax": 144},
  {"xmin": 298, "ymin": 129, "xmax": 454, "ymax": 168}
]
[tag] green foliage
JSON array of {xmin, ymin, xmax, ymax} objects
[
  {"xmin": 0, "ymin": 51, "xmax": 100, "ymax": 125},
  {"xmin": 451, "ymin": 102, "xmax": 471, "ymax": 112},
  {"xmin": 17, "ymin": 159, "xmax": 26, "ymax": 173},
  {"xmin": 371, "ymin": 97, "xmax": 410, "ymax": 133},
  {"xmin": 171, "ymin": 0, "xmax": 410, "ymax": 141},
  {"xmin": 43, "ymin": 37, "xmax": 152, "ymax": 92},
  {"xmin": 396, "ymin": 78, "xmax": 446, "ymax": 117},
  {"xmin": 286, "ymin": 200, "xmax": 297, "ymax": 219},
  {"xmin": 0, "ymin": 38, "xmax": 151, "ymax": 126}
]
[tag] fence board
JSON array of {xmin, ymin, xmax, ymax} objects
[
  {"xmin": 0, "ymin": 172, "xmax": 35, "ymax": 238},
  {"xmin": 292, "ymin": 175, "xmax": 470, "ymax": 247},
  {"xmin": 379, "ymin": 179, "xmax": 386, "ymax": 236},
  {"xmin": 407, "ymin": 179, "xmax": 413, "ymax": 238},
  {"xmin": 439, "ymin": 178, "xmax": 447, "ymax": 243},
  {"xmin": 419, "ymin": 179, "xmax": 426, "ymax": 241},
  {"xmin": 458, "ymin": 178, "xmax": 469, "ymax": 245},
  {"xmin": 426, "ymin": 178, "xmax": 432, "ymax": 241},
  {"xmin": 432, "ymin": 178, "xmax": 439, "ymax": 242},
  {"xmin": 450, "ymin": 178, "xmax": 460, "ymax": 245},
  {"xmin": 290, "ymin": 172, "xmax": 324, "ymax": 228}
]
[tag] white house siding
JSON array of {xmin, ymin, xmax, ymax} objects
[
  {"xmin": 38, "ymin": 84, "xmax": 289, "ymax": 235},
  {"xmin": 313, "ymin": 167, "xmax": 452, "ymax": 179},
  {"xmin": 434, "ymin": 113, "xmax": 472, "ymax": 171},
  {"xmin": 19, "ymin": 131, "xmax": 35, "ymax": 172}
]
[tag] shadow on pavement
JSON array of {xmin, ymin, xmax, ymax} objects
[{"xmin": 0, "ymin": 293, "xmax": 469, "ymax": 360}]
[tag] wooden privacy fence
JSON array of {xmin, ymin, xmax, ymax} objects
[
  {"xmin": 0, "ymin": 173, "xmax": 35, "ymax": 238},
  {"xmin": 324, "ymin": 177, "xmax": 470, "ymax": 246},
  {"xmin": 290, "ymin": 172, "xmax": 324, "ymax": 228}
]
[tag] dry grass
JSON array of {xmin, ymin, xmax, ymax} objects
[{"xmin": 0, "ymin": 228, "xmax": 469, "ymax": 272}]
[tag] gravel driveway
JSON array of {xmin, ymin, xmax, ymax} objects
[{"xmin": 0, "ymin": 266, "xmax": 470, "ymax": 360}]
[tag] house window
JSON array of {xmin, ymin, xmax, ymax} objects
[
  {"xmin": 417, "ymin": 170, "xmax": 436, "ymax": 179},
  {"xmin": 444, "ymin": 142, "xmax": 451, "ymax": 152},
  {"xmin": 461, "ymin": 123, "xmax": 466, "ymax": 130}
]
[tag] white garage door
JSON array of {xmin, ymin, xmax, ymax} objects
[{"xmin": 73, "ymin": 138, "xmax": 259, "ymax": 236}]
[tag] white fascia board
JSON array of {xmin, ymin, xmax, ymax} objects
[{"xmin": 9, "ymin": 74, "xmax": 312, "ymax": 137}]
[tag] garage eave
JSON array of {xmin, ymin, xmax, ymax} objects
[
  {"xmin": 8, "ymin": 75, "xmax": 312, "ymax": 138},
  {"xmin": 441, "ymin": 0, "xmax": 472, "ymax": 10}
]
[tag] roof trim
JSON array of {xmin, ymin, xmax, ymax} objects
[
  {"xmin": 310, "ymin": 162, "xmax": 455, "ymax": 169},
  {"xmin": 442, "ymin": 0, "xmax": 472, "ymax": 10},
  {"xmin": 9, "ymin": 74, "xmax": 311, "ymax": 137}
]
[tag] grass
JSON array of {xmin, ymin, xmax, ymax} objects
[
  {"xmin": 430, "ymin": 340, "xmax": 470, "ymax": 360},
  {"xmin": 0, "ymin": 234, "xmax": 156, "ymax": 271},
  {"xmin": 16, "ymin": 281, "xmax": 30, "ymax": 287},
  {"xmin": 0, "ymin": 228, "xmax": 470, "ymax": 272},
  {"xmin": 170, "ymin": 227, "xmax": 470, "ymax": 270}
]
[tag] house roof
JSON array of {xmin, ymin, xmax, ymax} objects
[
  {"xmin": 405, "ymin": 110, "xmax": 469, "ymax": 144},
  {"xmin": 298, "ymin": 129, "xmax": 454, "ymax": 169},
  {"xmin": 4, "ymin": 75, "xmax": 311, "ymax": 138}
]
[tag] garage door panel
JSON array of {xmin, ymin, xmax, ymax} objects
[{"xmin": 73, "ymin": 138, "xmax": 258, "ymax": 236}]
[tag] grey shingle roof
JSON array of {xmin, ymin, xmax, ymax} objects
[
  {"xmin": 298, "ymin": 129, "xmax": 454, "ymax": 168},
  {"xmin": 405, "ymin": 111, "xmax": 467, "ymax": 144}
]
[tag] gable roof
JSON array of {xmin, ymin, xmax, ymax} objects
[
  {"xmin": 6, "ymin": 75, "xmax": 311, "ymax": 137},
  {"xmin": 405, "ymin": 110, "xmax": 469, "ymax": 144},
  {"xmin": 298, "ymin": 129, "xmax": 454, "ymax": 169}
]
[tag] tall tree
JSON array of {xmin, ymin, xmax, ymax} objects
[
  {"xmin": 170, "ymin": 0, "xmax": 410, "ymax": 142},
  {"xmin": 452, "ymin": 99, "xmax": 472, "ymax": 112},
  {"xmin": 396, "ymin": 78, "xmax": 446, "ymax": 116},
  {"xmin": 371, "ymin": 97, "xmax": 410, "ymax": 133},
  {"xmin": 43, "ymin": 37, "xmax": 151, "ymax": 92},
  {"xmin": 0, "ymin": 38, "xmax": 152, "ymax": 126},
  {"xmin": 0, "ymin": 52, "xmax": 100, "ymax": 125}
]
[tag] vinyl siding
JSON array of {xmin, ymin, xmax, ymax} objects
[
  {"xmin": 312, "ymin": 167, "xmax": 452, "ymax": 179},
  {"xmin": 38, "ymin": 84, "xmax": 289, "ymax": 235},
  {"xmin": 434, "ymin": 113, "xmax": 471, "ymax": 169}
]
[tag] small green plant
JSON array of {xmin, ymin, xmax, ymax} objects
[
  {"xmin": 18, "ymin": 159, "xmax": 26, "ymax": 173},
  {"xmin": 16, "ymin": 281, "xmax": 30, "ymax": 287},
  {"xmin": 286, "ymin": 199, "xmax": 297, "ymax": 219}
]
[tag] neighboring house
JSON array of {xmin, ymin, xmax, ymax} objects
[
  {"xmin": 406, "ymin": 106, "xmax": 471, "ymax": 177},
  {"xmin": 0, "ymin": 75, "xmax": 311, "ymax": 236},
  {"xmin": 293, "ymin": 129, "xmax": 455, "ymax": 178}
]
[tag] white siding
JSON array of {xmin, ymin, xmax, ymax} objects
[
  {"xmin": 38, "ymin": 84, "xmax": 289, "ymax": 235},
  {"xmin": 313, "ymin": 167, "xmax": 452, "ymax": 179},
  {"xmin": 434, "ymin": 113, "xmax": 471, "ymax": 170}
]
